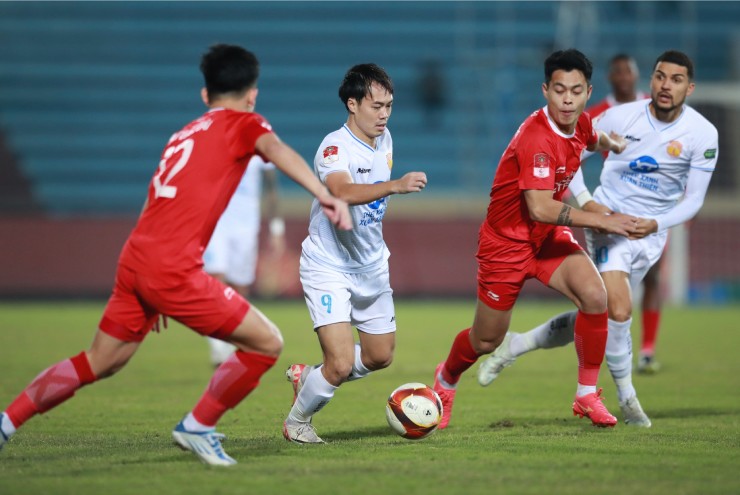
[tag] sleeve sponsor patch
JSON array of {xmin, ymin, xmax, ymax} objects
[
  {"xmin": 533, "ymin": 153, "xmax": 550, "ymax": 178},
  {"xmin": 322, "ymin": 145, "xmax": 339, "ymax": 166},
  {"xmin": 704, "ymin": 148, "xmax": 717, "ymax": 159}
]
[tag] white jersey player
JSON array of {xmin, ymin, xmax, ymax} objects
[
  {"xmin": 282, "ymin": 64, "xmax": 427, "ymax": 444},
  {"xmin": 477, "ymin": 50, "xmax": 718, "ymax": 428},
  {"xmin": 300, "ymin": 124, "xmax": 392, "ymax": 274},
  {"xmin": 203, "ymin": 155, "xmax": 284, "ymax": 366}
]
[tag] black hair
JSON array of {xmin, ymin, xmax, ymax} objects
[
  {"xmin": 544, "ymin": 49, "xmax": 593, "ymax": 84},
  {"xmin": 338, "ymin": 63, "xmax": 394, "ymax": 111},
  {"xmin": 200, "ymin": 44, "xmax": 259, "ymax": 100},
  {"xmin": 610, "ymin": 53, "xmax": 636, "ymax": 66},
  {"xmin": 654, "ymin": 50, "xmax": 694, "ymax": 80}
]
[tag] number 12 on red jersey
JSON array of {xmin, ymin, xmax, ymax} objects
[{"xmin": 153, "ymin": 138, "xmax": 194, "ymax": 199}]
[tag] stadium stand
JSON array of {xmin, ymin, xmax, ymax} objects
[{"xmin": 0, "ymin": 1, "xmax": 738, "ymax": 214}]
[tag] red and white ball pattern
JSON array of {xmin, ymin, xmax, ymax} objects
[{"xmin": 385, "ymin": 382, "xmax": 443, "ymax": 440}]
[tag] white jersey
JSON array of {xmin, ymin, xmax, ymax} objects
[
  {"xmin": 591, "ymin": 100, "xmax": 718, "ymax": 225},
  {"xmin": 301, "ymin": 124, "xmax": 393, "ymax": 273},
  {"xmin": 218, "ymin": 155, "xmax": 274, "ymax": 230}
]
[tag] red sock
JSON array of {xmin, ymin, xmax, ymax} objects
[
  {"xmin": 192, "ymin": 351, "xmax": 277, "ymax": 426},
  {"xmin": 5, "ymin": 351, "xmax": 96, "ymax": 428},
  {"xmin": 573, "ymin": 311, "xmax": 608, "ymax": 387},
  {"xmin": 441, "ymin": 329, "xmax": 480, "ymax": 385},
  {"xmin": 641, "ymin": 309, "xmax": 660, "ymax": 355}
]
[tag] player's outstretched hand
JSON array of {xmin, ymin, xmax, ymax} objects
[
  {"xmin": 608, "ymin": 131, "xmax": 628, "ymax": 154},
  {"xmin": 628, "ymin": 218, "xmax": 659, "ymax": 240},
  {"xmin": 395, "ymin": 172, "xmax": 428, "ymax": 194},
  {"xmin": 601, "ymin": 212, "xmax": 639, "ymax": 237},
  {"xmin": 319, "ymin": 194, "xmax": 353, "ymax": 231}
]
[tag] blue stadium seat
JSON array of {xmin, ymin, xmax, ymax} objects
[{"xmin": 0, "ymin": 1, "xmax": 737, "ymax": 214}]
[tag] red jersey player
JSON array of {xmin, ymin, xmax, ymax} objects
[
  {"xmin": 432, "ymin": 49, "xmax": 637, "ymax": 429},
  {"xmin": 0, "ymin": 44, "xmax": 351, "ymax": 466}
]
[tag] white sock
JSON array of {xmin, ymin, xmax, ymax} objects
[
  {"xmin": 288, "ymin": 365, "xmax": 337, "ymax": 423},
  {"xmin": 182, "ymin": 412, "xmax": 213, "ymax": 432},
  {"xmin": 605, "ymin": 318, "xmax": 637, "ymax": 403},
  {"xmin": 511, "ymin": 311, "xmax": 576, "ymax": 357},
  {"xmin": 576, "ymin": 384, "xmax": 597, "ymax": 397},
  {"xmin": 346, "ymin": 343, "xmax": 372, "ymax": 382},
  {"xmin": 1, "ymin": 412, "xmax": 16, "ymax": 437}
]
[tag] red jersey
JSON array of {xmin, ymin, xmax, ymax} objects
[
  {"xmin": 119, "ymin": 108, "xmax": 273, "ymax": 278},
  {"xmin": 484, "ymin": 107, "xmax": 597, "ymax": 246}
]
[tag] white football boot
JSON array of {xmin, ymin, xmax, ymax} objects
[
  {"xmin": 172, "ymin": 420, "xmax": 237, "ymax": 466},
  {"xmin": 282, "ymin": 420, "xmax": 325, "ymax": 444},
  {"xmin": 477, "ymin": 332, "xmax": 517, "ymax": 386},
  {"xmin": 620, "ymin": 396, "xmax": 652, "ymax": 427}
]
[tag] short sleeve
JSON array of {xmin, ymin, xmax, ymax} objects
[
  {"xmin": 226, "ymin": 113, "xmax": 273, "ymax": 160},
  {"xmin": 315, "ymin": 142, "xmax": 351, "ymax": 183},
  {"xmin": 584, "ymin": 113, "xmax": 599, "ymax": 147},
  {"xmin": 516, "ymin": 137, "xmax": 556, "ymax": 191}
]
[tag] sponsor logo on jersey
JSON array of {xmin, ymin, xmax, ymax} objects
[
  {"xmin": 704, "ymin": 148, "xmax": 717, "ymax": 159},
  {"xmin": 357, "ymin": 167, "xmax": 371, "ymax": 174},
  {"xmin": 533, "ymin": 153, "xmax": 550, "ymax": 178},
  {"xmin": 386, "ymin": 153, "xmax": 393, "ymax": 170},
  {"xmin": 624, "ymin": 135, "xmax": 641, "ymax": 142},
  {"xmin": 556, "ymin": 165, "xmax": 566, "ymax": 174},
  {"xmin": 322, "ymin": 145, "xmax": 339, "ymax": 165},
  {"xmin": 555, "ymin": 171, "xmax": 576, "ymax": 193},
  {"xmin": 666, "ymin": 140, "xmax": 683, "ymax": 157},
  {"xmin": 629, "ymin": 155, "xmax": 659, "ymax": 173}
]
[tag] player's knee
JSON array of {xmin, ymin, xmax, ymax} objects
[
  {"xmin": 607, "ymin": 307, "xmax": 632, "ymax": 323},
  {"xmin": 579, "ymin": 283, "xmax": 607, "ymax": 313},
  {"xmin": 260, "ymin": 323, "xmax": 284, "ymax": 357}
]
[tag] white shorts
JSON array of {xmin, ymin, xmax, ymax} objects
[
  {"xmin": 203, "ymin": 222, "xmax": 259, "ymax": 287},
  {"xmin": 585, "ymin": 229, "xmax": 668, "ymax": 290},
  {"xmin": 300, "ymin": 253, "xmax": 396, "ymax": 334}
]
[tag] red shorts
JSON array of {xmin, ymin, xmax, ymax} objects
[
  {"xmin": 476, "ymin": 225, "xmax": 583, "ymax": 310},
  {"xmin": 99, "ymin": 265, "xmax": 250, "ymax": 343}
]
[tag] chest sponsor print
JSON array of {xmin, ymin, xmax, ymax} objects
[{"xmin": 629, "ymin": 155, "xmax": 659, "ymax": 173}]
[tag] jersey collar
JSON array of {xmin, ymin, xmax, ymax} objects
[
  {"xmin": 342, "ymin": 124, "xmax": 376, "ymax": 153},
  {"xmin": 543, "ymin": 106, "xmax": 576, "ymax": 138},
  {"xmin": 644, "ymin": 101, "xmax": 686, "ymax": 132}
]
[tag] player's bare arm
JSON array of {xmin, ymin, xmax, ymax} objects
[
  {"xmin": 325, "ymin": 170, "xmax": 427, "ymax": 206},
  {"xmin": 524, "ymin": 189, "xmax": 637, "ymax": 236},
  {"xmin": 256, "ymin": 132, "xmax": 352, "ymax": 230},
  {"xmin": 588, "ymin": 130, "xmax": 627, "ymax": 154},
  {"xmin": 581, "ymin": 200, "xmax": 613, "ymax": 215}
]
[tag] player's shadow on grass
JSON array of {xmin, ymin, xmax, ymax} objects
[
  {"xmin": 485, "ymin": 417, "xmax": 607, "ymax": 430},
  {"xmin": 647, "ymin": 406, "xmax": 737, "ymax": 419},
  {"xmin": 320, "ymin": 425, "xmax": 396, "ymax": 441}
]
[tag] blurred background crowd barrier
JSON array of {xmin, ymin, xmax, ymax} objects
[{"xmin": 1, "ymin": 1, "xmax": 738, "ymax": 302}]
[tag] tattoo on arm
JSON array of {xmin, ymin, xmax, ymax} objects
[{"xmin": 557, "ymin": 204, "xmax": 573, "ymax": 226}]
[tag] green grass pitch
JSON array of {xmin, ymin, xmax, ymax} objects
[{"xmin": 1, "ymin": 300, "xmax": 738, "ymax": 495}]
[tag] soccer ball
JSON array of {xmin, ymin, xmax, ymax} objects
[{"xmin": 385, "ymin": 382, "xmax": 443, "ymax": 440}]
